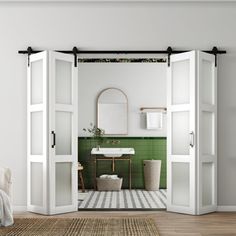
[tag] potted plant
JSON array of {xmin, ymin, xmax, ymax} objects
[{"xmin": 83, "ymin": 123, "xmax": 105, "ymax": 150}]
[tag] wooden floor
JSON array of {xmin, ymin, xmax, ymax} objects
[{"xmin": 14, "ymin": 211, "xmax": 236, "ymax": 236}]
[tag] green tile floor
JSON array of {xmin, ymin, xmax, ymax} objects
[{"xmin": 78, "ymin": 137, "xmax": 166, "ymax": 189}]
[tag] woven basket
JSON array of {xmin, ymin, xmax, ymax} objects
[{"xmin": 96, "ymin": 177, "xmax": 123, "ymax": 191}]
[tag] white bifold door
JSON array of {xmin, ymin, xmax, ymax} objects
[
  {"xmin": 167, "ymin": 51, "xmax": 217, "ymax": 215},
  {"xmin": 27, "ymin": 51, "xmax": 78, "ymax": 215}
]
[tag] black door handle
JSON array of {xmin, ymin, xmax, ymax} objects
[{"xmin": 51, "ymin": 131, "xmax": 56, "ymax": 148}]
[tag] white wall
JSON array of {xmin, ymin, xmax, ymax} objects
[
  {"xmin": 0, "ymin": 1, "xmax": 236, "ymax": 208},
  {"xmin": 78, "ymin": 63, "xmax": 167, "ymax": 137}
]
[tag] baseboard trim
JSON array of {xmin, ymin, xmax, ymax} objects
[
  {"xmin": 13, "ymin": 205, "xmax": 236, "ymax": 212},
  {"xmin": 217, "ymin": 206, "xmax": 236, "ymax": 212},
  {"xmin": 13, "ymin": 206, "xmax": 27, "ymax": 212}
]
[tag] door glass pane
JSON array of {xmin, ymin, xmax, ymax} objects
[
  {"xmin": 202, "ymin": 162, "xmax": 213, "ymax": 206},
  {"xmin": 31, "ymin": 60, "xmax": 43, "ymax": 105},
  {"xmin": 172, "ymin": 111, "xmax": 189, "ymax": 155},
  {"xmin": 55, "ymin": 111, "xmax": 72, "ymax": 155},
  {"xmin": 56, "ymin": 162, "xmax": 72, "ymax": 206},
  {"xmin": 31, "ymin": 111, "xmax": 43, "ymax": 155},
  {"xmin": 202, "ymin": 60, "xmax": 214, "ymax": 105},
  {"xmin": 172, "ymin": 162, "xmax": 190, "ymax": 206},
  {"xmin": 172, "ymin": 60, "xmax": 190, "ymax": 105},
  {"xmin": 202, "ymin": 111, "xmax": 214, "ymax": 155},
  {"xmin": 55, "ymin": 60, "xmax": 72, "ymax": 105},
  {"xmin": 31, "ymin": 162, "xmax": 43, "ymax": 206}
]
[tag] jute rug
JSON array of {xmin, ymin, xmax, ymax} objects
[{"xmin": 0, "ymin": 218, "xmax": 159, "ymax": 236}]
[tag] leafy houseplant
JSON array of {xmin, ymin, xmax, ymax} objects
[{"xmin": 83, "ymin": 123, "xmax": 105, "ymax": 150}]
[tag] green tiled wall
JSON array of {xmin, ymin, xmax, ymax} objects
[{"xmin": 78, "ymin": 137, "xmax": 166, "ymax": 189}]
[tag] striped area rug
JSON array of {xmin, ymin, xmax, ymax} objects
[
  {"xmin": 78, "ymin": 189, "xmax": 167, "ymax": 210},
  {"xmin": 0, "ymin": 218, "xmax": 160, "ymax": 236}
]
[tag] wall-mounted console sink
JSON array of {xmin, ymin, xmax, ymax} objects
[
  {"xmin": 91, "ymin": 148, "xmax": 135, "ymax": 157},
  {"xmin": 91, "ymin": 147, "xmax": 135, "ymax": 189}
]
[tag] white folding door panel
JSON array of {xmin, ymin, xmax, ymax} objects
[
  {"xmin": 167, "ymin": 51, "xmax": 196, "ymax": 214},
  {"xmin": 197, "ymin": 51, "xmax": 217, "ymax": 214},
  {"xmin": 49, "ymin": 51, "xmax": 78, "ymax": 214},
  {"xmin": 27, "ymin": 52, "xmax": 48, "ymax": 214},
  {"xmin": 28, "ymin": 51, "xmax": 78, "ymax": 215}
]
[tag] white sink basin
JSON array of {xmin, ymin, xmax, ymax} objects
[{"xmin": 91, "ymin": 148, "xmax": 135, "ymax": 157}]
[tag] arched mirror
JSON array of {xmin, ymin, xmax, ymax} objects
[{"xmin": 97, "ymin": 88, "xmax": 128, "ymax": 135}]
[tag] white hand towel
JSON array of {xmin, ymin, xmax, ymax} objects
[{"xmin": 146, "ymin": 112, "xmax": 163, "ymax": 130}]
